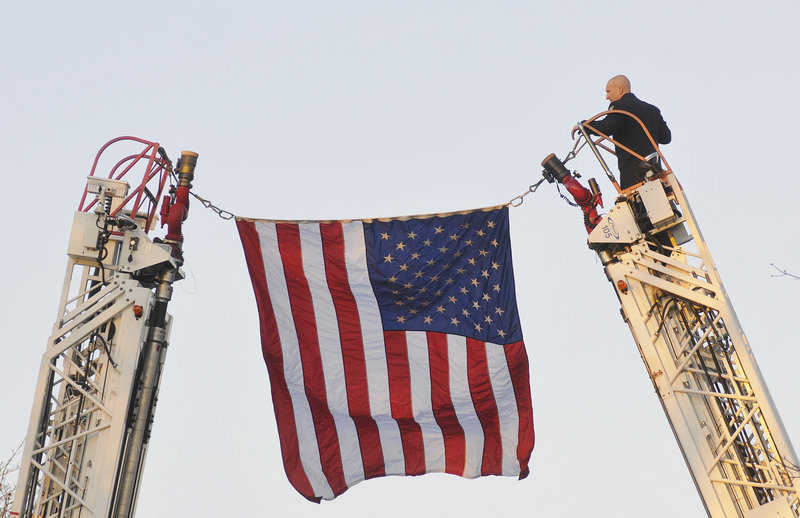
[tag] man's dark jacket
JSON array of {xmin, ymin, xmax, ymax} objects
[{"xmin": 587, "ymin": 92, "xmax": 671, "ymax": 189}]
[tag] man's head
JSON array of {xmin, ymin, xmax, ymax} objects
[{"xmin": 605, "ymin": 75, "xmax": 631, "ymax": 102}]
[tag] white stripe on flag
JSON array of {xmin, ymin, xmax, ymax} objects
[
  {"xmin": 406, "ymin": 331, "xmax": 446, "ymax": 473},
  {"xmin": 485, "ymin": 342, "xmax": 522, "ymax": 476},
  {"xmin": 447, "ymin": 334, "xmax": 485, "ymax": 478},
  {"xmin": 255, "ymin": 221, "xmax": 334, "ymax": 499},
  {"xmin": 298, "ymin": 223, "xmax": 365, "ymax": 487},
  {"xmin": 341, "ymin": 221, "xmax": 406, "ymax": 475}
]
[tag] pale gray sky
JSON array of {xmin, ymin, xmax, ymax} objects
[{"xmin": 2, "ymin": 2, "xmax": 799, "ymax": 517}]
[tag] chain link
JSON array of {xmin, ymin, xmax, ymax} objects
[
  {"xmin": 190, "ymin": 191, "xmax": 236, "ymax": 220},
  {"xmin": 193, "ymin": 180, "xmax": 549, "ymax": 217},
  {"xmin": 508, "ymin": 178, "xmax": 546, "ymax": 207}
]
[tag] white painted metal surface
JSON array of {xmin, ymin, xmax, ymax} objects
[
  {"xmin": 12, "ymin": 175, "xmax": 180, "ymax": 518},
  {"xmin": 588, "ymin": 173, "xmax": 800, "ymax": 517}
]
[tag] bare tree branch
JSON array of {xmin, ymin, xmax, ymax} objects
[
  {"xmin": 770, "ymin": 263, "xmax": 800, "ymax": 280},
  {"xmin": 0, "ymin": 442, "xmax": 23, "ymax": 518}
]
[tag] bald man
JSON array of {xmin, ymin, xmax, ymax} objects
[{"xmin": 586, "ymin": 75, "xmax": 671, "ymax": 189}]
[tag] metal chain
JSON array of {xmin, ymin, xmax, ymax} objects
[
  {"xmin": 190, "ymin": 191, "xmax": 236, "ymax": 220},
  {"xmin": 193, "ymin": 179, "xmax": 551, "ymax": 216},
  {"xmin": 508, "ymin": 178, "xmax": 546, "ymax": 207}
]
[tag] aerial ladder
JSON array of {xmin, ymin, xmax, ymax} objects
[
  {"xmin": 541, "ymin": 111, "xmax": 800, "ymax": 517},
  {"xmin": 11, "ymin": 138, "xmax": 198, "ymax": 518}
]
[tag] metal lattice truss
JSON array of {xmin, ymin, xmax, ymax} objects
[
  {"xmin": 567, "ymin": 114, "xmax": 799, "ymax": 516},
  {"xmin": 16, "ymin": 260, "xmax": 153, "ymax": 518},
  {"xmin": 14, "ymin": 139, "xmax": 191, "ymax": 518},
  {"xmin": 608, "ymin": 239, "xmax": 799, "ymax": 517}
]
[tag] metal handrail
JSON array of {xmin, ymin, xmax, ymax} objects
[
  {"xmin": 569, "ymin": 109, "xmax": 673, "ymax": 194},
  {"xmin": 78, "ymin": 137, "xmax": 173, "ymax": 233}
]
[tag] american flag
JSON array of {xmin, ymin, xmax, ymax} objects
[{"xmin": 237, "ymin": 205, "xmax": 534, "ymax": 501}]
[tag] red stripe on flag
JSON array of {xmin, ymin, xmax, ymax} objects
[
  {"xmin": 275, "ymin": 223, "xmax": 348, "ymax": 496},
  {"xmin": 319, "ymin": 222, "xmax": 386, "ymax": 480},
  {"xmin": 384, "ymin": 331, "xmax": 426, "ymax": 475},
  {"xmin": 504, "ymin": 341, "xmax": 535, "ymax": 478},
  {"xmin": 427, "ymin": 332, "xmax": 466, "ymax": 476},
  {"xmin": 466, "ymin": 339, "xmax": 503, "ymax": 476},
  {"xmin": 236, "ymin": 220, "xmax": 318, "ymax": 501}
]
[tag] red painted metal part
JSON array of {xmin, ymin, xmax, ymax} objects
[
  {"xmin": 157, "ymin": 151, "xmax": 197, "ymax": 259},
  {"xmin": 163, "ymin": 183, "xmax": 190, "ymax": 245},
  {"xmin": 560, "ymin": 175, "xmax": 602, "ymax": 233},
  {"xmin": 79, "ymin": 137, "xmax": 173, "ymax": 234}
]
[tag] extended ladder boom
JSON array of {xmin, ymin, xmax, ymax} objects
[
  {"xmin": 12, "ymin": 139, "xmax": 197, "ymax": 518},
  {"xmin": 544, "ymin": 121, "xmax": 799, "ymax": 517}
]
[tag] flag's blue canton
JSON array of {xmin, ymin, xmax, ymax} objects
[{"xmin": 363, "ymin": 206, "xmax": 522, "ymax": 345}]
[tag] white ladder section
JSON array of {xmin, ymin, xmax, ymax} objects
[
  {"xmin": 588, "ymin": 173, "xmax": 799, "ymax": 517},
  {"xmin": 13, "ymin": 178, "xmax": 179, "ymax": 518}
]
